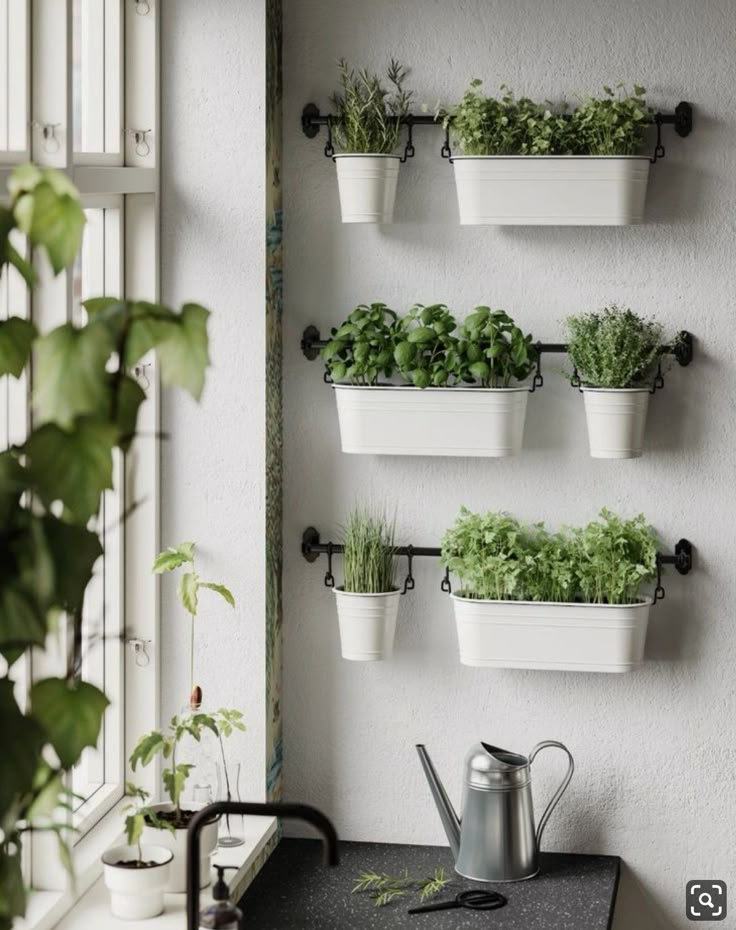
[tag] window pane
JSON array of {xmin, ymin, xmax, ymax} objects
[
  {"xmin": 70, "ymin": 206, "xmax": 124, "ymax": 822},
  {"xmin": 73, "ymin": 0, "xmax": 122, "ymax": 156},
  {"xmin": 0, "ymin": 0, "xmax": 29, "ymax": 154}
]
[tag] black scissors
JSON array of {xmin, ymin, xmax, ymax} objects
[{"xmin": 409, "ymin": 889, "xmax": 507, "ymax": 915}]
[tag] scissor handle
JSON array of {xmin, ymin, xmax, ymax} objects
[
  {"xmin": 408, "ymin": 890, "xmax": 506, "ymax": 915},
  {"xmin": 529, "ymin": 740, "xmax": 575, "ymax": 849}
]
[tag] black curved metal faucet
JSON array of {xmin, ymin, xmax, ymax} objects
[{"xmin": 186, "ymin": 801, "xmax": 339, "ymax": 930}]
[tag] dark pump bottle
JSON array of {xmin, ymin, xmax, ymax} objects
[{"xmin": 199, "ymin": 866, "xmax": 243, "ymax": 929}]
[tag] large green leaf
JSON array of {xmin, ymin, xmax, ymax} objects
[
  {"xmin": 0, "ymin": 515, "xmax": 54, "ymax": 661},
  {"xmin": 0, "ymin": 318, "xmax": 37, "ymax": 378},
  {"xmin": 23, "ymin": 418, "xmax": 117, "ymax": 523},
  {"xmin": 157, "ymin": 303, "xmax": 210, "ymax": 401},
  {"xmin": 13, "ymin": 179, "xmax": 85, "ymax": 274},
  {"xmin": 0, "ymin": 452, "xmax": 29, "ymax": 525},
  {"xmin": 0, "ymin": 841, "xmax": 26, "ymax": 923},
  {"xmin": 179, "ymin": 572, "xmax": 199, "ymax": 616},
  {"xmin": 125, "ymin": 301, "xmax": 177, "ymax": 367},
  {"xmin": 0, "ymin": 679, "xmax": 45, "ymax": 826},
  {"xmin": 114, "ymin": 374, "xmax": 146, "ymax": 452},
  {"xmin": 200, "ymin": 582, "xmax": 235, "ymax": 608},
  {"xmin": 42, "ymin": 516, "xmax": 103, "ymax": 614},
  {"xmin": 31, "ymin": 678, "xmax": 109, "ymax": 769},
  {"xmin": 129, "ymin": 730, "xmax": 167, "ymax": 770},
  {"xmin": 152, "ymin": 542, "xmax": 195, "ymax": 574},
  {"xmin": 33, "ymin": 321, "xmax": 114, "ymax": 428}
]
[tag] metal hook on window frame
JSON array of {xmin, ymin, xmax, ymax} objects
[
  {"xmin": 135, "ymin": 0, "xmax": 150, "ymax": 14},
  {"xmin": 32, "ymin": 121, "xmax": 61, "ymax": 154},
  {"xmin": 126, "ymin": 128, "xmax": 151, "ymax": 157},
  {"xmin": 134, "ymin": 363, "xmax": 151, "ymax": 391},
  {"xmin": 401, "ymin": 546, "xmax": 415, "ymax": 595},
  {"xmin": 127, "ymin": 638, "xmax": 151, "ymax": 668}
]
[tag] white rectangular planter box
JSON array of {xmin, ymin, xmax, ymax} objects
[
  {"xmin": 452, "ymin": 156, "xmax": 651, "ymax": 225},
  {"xmin": 333, "ymin": 384, "xmax": 529, "ymax": 457},
  {"xmin": 451, "ymin": 594, "xmax": 653, "ymax": 672}
]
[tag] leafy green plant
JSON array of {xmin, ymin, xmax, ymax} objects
[
  {"xmin": 330, "ymin": 58, "xmax": 412, "ymax": 155},
  {"xmin": 0, "ymin": 165, "xmax": 211, "ymax": 927},
  {"xmin": 322, "ymin": 303, "xmax": 398, "ymax": 384},
  {"xmin": 570, "ymin": 84, "xmax": 654, "ymax": 156},
  {"xmin": 352, "ymin": 867, "xmax": 450, "ymax": 908},
  {"xmin": 441, "ymin": 507, "xmax": 659, "ymax": 604},
  {"xmin": 565, "ymin": 305, "xmax": 666, "ymax": 388},
  {"xmin": 342, "ymin": 508, "xmax": 397, "ymax": 594},
  {"xmin": 393, "ymin": 303, "xmax": 459, "ymax": 387},
  {"xmin": 152, "ymin": 542, "xmax": 235, "ymax": 702},
  {"xmin": 442, "ymin": 81, "xmax": 652, "ymax": 156},
  {"xmin": 456, "ymin": 307, "xmax": 537, "ymax": 387},
  {"xmin": 129, "ymin": 710, "xmax": 245, "ymax": 828},
  {"xmin": 123, "ymin": 785, "xmax": 174, "ymax": 866}
]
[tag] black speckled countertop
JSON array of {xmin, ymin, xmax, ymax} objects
[{"xmin": 238, "ymin": 839, "xmax": 620, "ymax": 929}]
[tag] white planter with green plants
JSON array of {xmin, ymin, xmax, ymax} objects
[
  {"xmin": 334, "ymin": 509, "xmax": 400, "ymax": 660},
  {"xmin": 565, "ymin": 306, "xmax": 672, "ymax": 458},
  {"xmin": 330, "ymin": 59, "xmax": 411, "ymax": 223},
  {"xmin": 323, "ymin": 303, "xmax": 535, "ymax": 457},
  {"xmin": 443, "ymin": 82, "xmax": 653, "ymax": 225},
  {"xmin": 442, "ymin": 508, "xmax": 659, "ymax": 672}
]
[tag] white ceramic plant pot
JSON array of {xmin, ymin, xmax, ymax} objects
[
  {"xmin": 451, "ymin": 156, "xmax": 651, "ymax": 225},
  {"xmin": 334, "ymin": 155, "xmax": 400, "ymax": 223},
  {"xmin": 451, "ymin": 594, "xmax": 653, "ymax": 673},
  {"xmin": 582, "ymin": 388, "xmax": 650, "ymax": 459},
  {"xmin": 333, "ymin": 385, "xmax": 529, "ymax": 457},
  {"xmin": 333, "ymin": 588, "xmax": 400, "ymax": 661},
  {"xmin": 101, "ymin": 844, "xmax": 173, "ymax": 920},
  {"xmin": 141, "ymin": 803, "xmax": 218, "ymax": 893}
]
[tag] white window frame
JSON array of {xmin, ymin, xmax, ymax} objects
[{"xmin": 1, "ymin": 1, "xmax": 162, "ymax": 925}]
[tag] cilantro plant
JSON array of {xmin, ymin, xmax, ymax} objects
[
  {"xmin": 456, "ymin": 307, "xmax": 537, "ymax": 387},
  {"xmin": 322, "ymin": 303, "xmax": 398, "ymax": 384},
  {"xmin": 393, "ymin": 303, "xmax": 459, "ymax": 387},
  {"xmin": 0, "ymin": 165, "xmax": 211, "ymax": 927},
  {"xmin": 129, "ymin": 709, "xmax": 246, "ymax": 829},
  {"xmin": 565, "ymin": 305, "xmax": 667, "ymax": 388},
  {"xmin": 152, "ymin": 541, "xmax": 235, "ymax": 703},
  {"xmin": 443, "ymin": 81, "xmax": 653, "ymax": 156},
  {"xmin": 330, "ymin": 59, "xmax": 412, "ymax": 155},
  {"xmin": 441, "ymin": 507, "xmax": 659, "ymax": 604}
]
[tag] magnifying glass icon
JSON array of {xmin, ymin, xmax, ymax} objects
[{"xmin": 699, "ymin": 892, "xmax": 715, "ymax": 908}]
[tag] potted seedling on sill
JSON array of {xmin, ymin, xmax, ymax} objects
[
  {"xmin": 130, "ymin": 709, "xmax": 246, "ymax": 892},
  {"xmin": 101, "ymin": 786, "xmax": 175, "ymax": 920},
  {"xmin": 565, "ymin": 305, "xmax": 670, "ymax": 458},
  {"xmin": 324, "ymin": 302, "xmax": 537, "ymax": 456},
  {"xmin": 441, "ymin": 82, "xmax": 654, "ymax": 225},
  {"xmin": 329, "ymin": 58, "xmax": 412, "ymax": 223},
  {"xmin": 441, "ymin": 507, "xmax": 659, "ymax": 672},
  {"xmin": 334, "ymin": 508, "xmax": 400, "ymax": 661}
]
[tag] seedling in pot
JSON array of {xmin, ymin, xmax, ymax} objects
[{"xmin": 121, "ymin": 784, "xmax": 175, "ymax": 868}]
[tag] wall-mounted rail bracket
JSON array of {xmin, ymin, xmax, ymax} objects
[{"xmin": 301, "ymin": 325, "xmax": 323, "ymax": 361}]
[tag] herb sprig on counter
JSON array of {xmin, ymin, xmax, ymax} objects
[{"xmin": 352, "ymin": 867, "xmax": 451, "ymax": 907}]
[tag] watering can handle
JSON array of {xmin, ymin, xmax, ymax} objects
[{"xmin": 529, "ymin": 740, "xmax": 574, "ymax": 849}]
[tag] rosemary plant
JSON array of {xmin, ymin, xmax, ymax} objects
[
  {"xmin": 352, "ymin": 867, "xmax": 450, "ymax": 908},
  {"xmin": 330, "ymin": 58, "xmax": 412, "ymax": 154},
  {"xmin": 342, "ymin": 508, "xmax": 397, "ymax": 593}
]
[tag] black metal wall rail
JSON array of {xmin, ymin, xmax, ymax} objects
[
  {"xmin": 301, "ymin": 325, "xmax": 694, "ymax": 393},
  {"xmin": 302, "ymin": 101, "xmax": 694, "ymax": 164},
  {"xmin": 302, "ymin": 527, "xmax": 693, "ymax": 601}
]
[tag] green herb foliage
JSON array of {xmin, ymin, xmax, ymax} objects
[
  {"xmin": 0, "ymin": 166, "xmax": 211, "ymax": 927},
  {"xmin": 330, "ymin": 59, "xmax": 412, "ymax": 155},
  {"xmin": 342, "ymin": 508, "xmax": 397, "ymax": 594},
  {"xmin": 441, "ymin": 507, "xmax": 659, "ymax": 605},
  {"xmin": 323, "ymin": 303, "xmax": 535, "ymax": 388},
  {"xmin": 123, "ymin": 784, "xmax": 175, "ymax": 865},
  {"xmin": 130, "ymin": 710, "xmax": 246, "ymax": 824},
  {"xmin": 565, "ymin": 305, "xmax": 666, "ymax": 388},
  {"xmin": 443, "ymin": 81, "xmax": 653, "ymax": 157},
  {"xmin": 352, "ymin": 867, "xmax": 451, "ymax": 908}
]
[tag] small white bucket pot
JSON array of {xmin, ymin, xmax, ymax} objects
[
  {"xmin": 333, "ymin": 588, "xmax": 400, "ymax": 661},
  {"xmin": 333, "ymin": 385, "xmax": 529, "ymax": 457},
  {"xmin": 451, "ymin": 156, "xmax": 651, "ymax": 225},
  {"xmin": 451, "ymin": 594, "xmax": 653, "ymax": 673},
  {"xmin": 582, "ymin": 388, "xmax": 650, "ymax": 459},
  {"xmin": 101, "ymin": 844, "xmax": 173, "ymax": 920},
  {"xmin": 141, "ymin": 803, "xmax": 219, "ymax": 893},
  {"xmin": 334, "ymin": 155, "xmax": 401, "ymax": 223}
]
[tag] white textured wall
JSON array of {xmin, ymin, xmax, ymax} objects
[
  {"xmin": 160, "ymin": 0, "xmax": 266, "ymax": 800},
  {"xmin": 282, "ymin": 1, "xmax": 732, "ymax": 927}
]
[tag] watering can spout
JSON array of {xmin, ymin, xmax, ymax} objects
[{"xmin": 416, "ymin": 744, "xmax": 461, "ymax": 860}]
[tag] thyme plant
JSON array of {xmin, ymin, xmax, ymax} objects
[
  {"xmin": 565, "ymin": 305, "xmax": 666, "ymax": 388},
  {"xmin": 330, "ymin": 59, "xmax": 412, "ymax": 154},
  {"xmin": 441, "ymin": 507, "xmax": 659, "ymax": 604},
  {"xmin": 342, "ymin": 508, "xmax": 397, "ymax": 594}
]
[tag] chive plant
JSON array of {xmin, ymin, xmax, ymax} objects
[{"xmin": 342, "ymin": 508, "xmax": 398, "ymax": 593}]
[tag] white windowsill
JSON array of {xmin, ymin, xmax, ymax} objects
[{"xmin": 19, "ymin": 815, "xmax": 277, "ymax": 930}]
